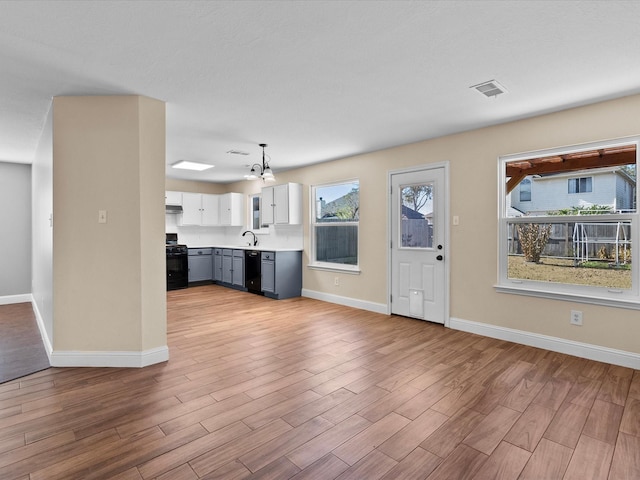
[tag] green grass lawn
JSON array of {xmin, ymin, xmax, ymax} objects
[{"xmin": 508, "ymin": 255, "xmax": 632, "ymax": 289}]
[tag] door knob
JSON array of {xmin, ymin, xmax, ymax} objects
[{"xmin": 436, "ymin": 255, "xmax": 444, "ymax": 261}]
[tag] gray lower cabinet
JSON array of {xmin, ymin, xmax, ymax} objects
[
  {"xmin": 221, "ymin": 249, "xmax": 233, "ymax": 284},
  {"xmin": 188, "ymin": 248, "xmax": 213, "ymax": 283},
  {"xmin": 219, "ymin": 248, "xmax": 245, "ymax": 290},
  {"xmin": 213, "ymin": 248, "xmax": 223, "ymax": 282},
  {"xmin": 261, "ymin": 254, "xmax": 275, "ymax": 293},
  {"xmin": 232, "ymin": 250, "xmax": 244, "ymax": 287},
  {"xmin": 261, "ymin": 251, "xmax": 302, "ymax": 299}
]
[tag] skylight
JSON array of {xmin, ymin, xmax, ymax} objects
[{"xmin": 171, "ymin": 160, "xmax": 214, "ymax": 171}]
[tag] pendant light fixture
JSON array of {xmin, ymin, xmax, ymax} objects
[{"xmin": 245, "ymin": 143, "xmax": 276, "ymax": 182}]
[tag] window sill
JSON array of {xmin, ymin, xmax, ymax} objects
[
  {"xmin": 307, "ymin": 263, "xmax": 361, "ymax": 275},
  {"xmin": 495, "ymin": 284, "xmax": 640, "ymax": 310}
]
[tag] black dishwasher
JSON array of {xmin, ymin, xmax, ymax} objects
[{"xmin": 245, "ymin": 250, "xmax": 262, "ymax": 294}]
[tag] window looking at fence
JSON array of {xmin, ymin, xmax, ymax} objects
[
  {"xmin": 499, "ymin": 138, "xmax": 639, "ymax": 304},
  {"xmin": 311, "ymin": 180, "xmax": 359, "ymax": 270}
]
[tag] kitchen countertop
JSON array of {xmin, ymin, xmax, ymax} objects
[{"xmin": 187, "ymin": 245, "xmax": 302, "ymax": 252}]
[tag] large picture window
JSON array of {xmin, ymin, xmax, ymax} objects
[
  {"xmin": 498, "ymin": 138, "xmax": 639, "ymax": 307},
  {"xmin": 311, "ymin": 180, "xmax": 359, "ymax": 271}
]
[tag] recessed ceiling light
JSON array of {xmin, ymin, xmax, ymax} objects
[
  {"xmin": 171, "ymin": 160, "xmax": 214, "ymax": 171},
  {"xmin": 470, "ymin": 79, "xmax": 508, "ymax": 98}
]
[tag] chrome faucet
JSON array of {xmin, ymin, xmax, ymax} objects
[{"xmin": 242, "ymin": 230, "xmax": 258, "ymax": 246}]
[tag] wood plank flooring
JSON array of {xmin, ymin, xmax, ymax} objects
[
  {"xmin": 0, "ymin": 284, "xmax": 638, "ymax": 479},
  {"xmin": 0, "ymin": 302, "xmax": 49, "ymax": 384}
]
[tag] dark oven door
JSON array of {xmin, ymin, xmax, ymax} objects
[{"xmin": 167, "ymin": 251, "xmax": 188, "ymax": 290}]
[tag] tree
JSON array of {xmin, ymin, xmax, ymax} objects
[
  {"xmin": 335, "ymin": 187, "xmax": 359, "ymax": 220},
  {"xmin": 517, "ymin": 223, "xmax": 552, "ymax": 263},
  {"xmin": 621, "ymin": 164, "xmax": 636, "ymax": 181},
  {"xmin": 402, "ymin": 185, "xmax": 432, "ymax": 213}
]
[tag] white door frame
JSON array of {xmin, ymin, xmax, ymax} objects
[{"xmin": 387, "ymin": 162, "xmax": 451, "ymax": 327}]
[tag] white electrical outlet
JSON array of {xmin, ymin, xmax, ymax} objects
[
  {"xmin": 570, "ymin": 310, "xmax": 583, "ymax": 326},
  {"xmin": 334, "ymin": 277, "xmax": 340, "ymax": 286}
]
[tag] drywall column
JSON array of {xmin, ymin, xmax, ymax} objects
[{"xmin": 52, "ymin": 96, "xmax": 167, "ymax": 367}]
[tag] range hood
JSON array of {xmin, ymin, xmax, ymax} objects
[{"xmin": 165, "ymin": 205, "xmax": 183, "ymax": 214}]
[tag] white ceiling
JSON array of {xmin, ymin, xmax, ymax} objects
[{"xmin": 2, "ymin": 1, "xmax": 640, "ymax": 183}]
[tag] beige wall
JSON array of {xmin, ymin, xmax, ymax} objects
[
  {"xmin": 53, "ymin": 96, "xmax": 166, "ymax": 354},
  {"xmin": 138, "ymin": 96, "xmax": 168, "ymax": 351},
  {"xmin": 165, "ymin": 178, "xmax": 227, "ymax": 194},
  {"xmin": 227, "ymin": 94, "xmax": 640, "ymax": 356}
]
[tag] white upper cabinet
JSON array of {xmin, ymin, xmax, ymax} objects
[
  {"xmin": 219, "ymin": 192, "xmax": 244, "ymax": 226},
  {"xmin": 201, "ymin": 194, "xmax": 220, "ymax": 226},
  {"xmin": 165, "ymin": 191, "xmax": 182, "ymax": 205},
  {"xmin": 176, "ymin": 191, "xmax": 243, "ymax": 226},
  {"xmin": 180, "ymin": 193, "xmax": 203, "ymax": 225},
  {"xmin": 180, "ymin": 193, "xmax": 219, "ymax": 226},
  {"xmin": 261, "ymin": 183, "xmax": 302, "ymax": 226}
]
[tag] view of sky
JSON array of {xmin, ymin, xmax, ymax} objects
[{"xmin": 315, "ymin": 181, "xmax": 359, "ymax": 203}]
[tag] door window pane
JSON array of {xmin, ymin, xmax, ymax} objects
[{"xmin": 400, "ymin": 183, "xmax": 433, "ymax": 248}]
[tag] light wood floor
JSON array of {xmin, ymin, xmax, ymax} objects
[{"xmin": 0, "ymin": 284, "xmax": 638, "ymax": 479}]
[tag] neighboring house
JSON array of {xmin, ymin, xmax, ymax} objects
[
  {"xmin": 401, "ymin": 204, "xmax": 426, "ymax": 220},
  {"xmin": 509, "ymin": 166, "xmax": 636, "ymax": 215}
]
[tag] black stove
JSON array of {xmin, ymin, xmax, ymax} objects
[
  {"xmin": 166, "ymin": 244, "xmax": 188, "ymax": 255},
  {"xmin": 166, "ymin": 234, "xmax": 188, "ymax": 290}
]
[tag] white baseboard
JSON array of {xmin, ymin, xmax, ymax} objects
[
  {"xmin": 450, "ymin": 317, "xmax": 640, "ymax": 370},
  {"xmin": 26, "ymin": 294, "xmax": 168, "ymax": 368},
  {"xmin": 50, "ymin": 346, "xmax": 169, "ymax": 368},
  {"xmin": 302, "ymin": 289, "xmax": 388, "ymax": 314},
  {"xmin": 29, "ymin": 298, "xmax": 168, "ymax": 368},
  {"xmin": 30, "ymin": 295, "xmax": 53, "ymax": 363},
  {"xmin": 0, "ymin": 294, "xmax": 32, "ymax": 305}
]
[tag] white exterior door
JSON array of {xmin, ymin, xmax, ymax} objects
[{"xmin": 390, "ymin": 166, "xmax": 447, "ymax": 324}]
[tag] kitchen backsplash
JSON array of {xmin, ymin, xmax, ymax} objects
[{"xmin": 165, "ymin": 214, "xmax": 303, "ymax": 249}]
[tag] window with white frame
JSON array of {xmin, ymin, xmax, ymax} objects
[
  {"xmin": 311, "ymin": 180, "xmax": 359, "ymax": 270},
  {"xmin": 498, "ymin": 138, "xmax": 639, "ymax": 307},
  {"xmin": 520, "ymin": 178, "xmax": 532, "ymax": 202},
  {"xmin": 568, "ymin": 176, "xmax": 592, "ymax": 194},
  {"xmin": 249, "ymin": 193, "xmax": 261, "ymax": 230}
]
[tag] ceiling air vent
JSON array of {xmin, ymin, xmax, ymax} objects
[
  {"xmin": 470, "ymin": 80, "xmax": 507, "ymax": 98},
  {"xmin": 227, "ymin": 149, "xmax": 250, "ymax": 155}
]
